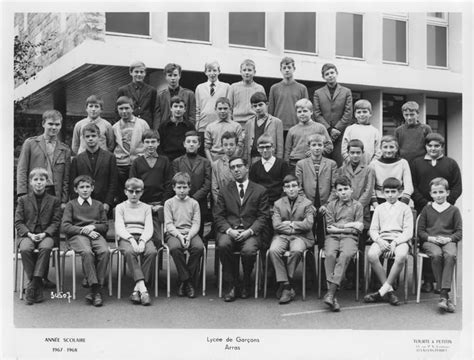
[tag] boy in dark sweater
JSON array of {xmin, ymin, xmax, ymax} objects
[
  {"xmin": 417, "ymin": 177, "xmax": 462, "ymax": 313},
  {"xmin": 130, "ymin": 129, "xmax": 173, "ymax": 247},
  {"xmin": 62, "ymin": 175, "xmax": 109, "ymax": 306}
]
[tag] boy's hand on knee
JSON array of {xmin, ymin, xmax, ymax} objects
[
  {"xmin": 137, "ymin": 240, "xmax": 145, "ymax": 253},
  {"xmin": 89, "ymin": 231, "xmax": 100, "ymax": 240},
  {"xmin": 130, "ymin": 238, "xmax": 140, "ymax": 253},
  {"xmin": 103, "ymin": 204, "xmax": 110, "ymax": 212}
]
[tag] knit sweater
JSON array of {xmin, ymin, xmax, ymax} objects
[
  {"xmin": 115, "ymin": 200, "xmax": 153, "ymax": 242},
  {"xmin": 394, "ymin": 122, "xmax": 432, "ymax": 163},
  {"xmin": 417, "ymin": 204, "xmax": 462, "ymax": 244},
  {"xmin": 204, "ymin": 119, "xmax": 244, "ymax": 155},
  {"xmin": 284, "ymin": 120, "xmax": 333, "ymax": 161},
  {"xmin": 61, "ymin": 198, "xmax": 108, "ymax": 236},
  {"xmin": 369, "ymin": 200, "xmax": 413, "ymax": 244},
  {"xmin": 268, "ymin": 80, "xmax": 308, "ymax": 130},
  {"xmin": 249, "ymin": 158, "xmax": 290, "ymax": 204},
  {"xmin": 228, "ymin": 81, "xmax": 266, "ymax": 125},
  {"xmin": 71, "ymin": 117, "xmax": 115, "ymax": 155},
  {"xmin": 112, "ymin": 116, "xmax": 150, "ymax": 166},
  {"xmin": 369, "ymin": 157, "xmax": 414, "ymax": 201},
  {"xmin": 164, "ymin": 196, "xmax": 201, "ymax": 239},
  {"xmin": 341, "ymin": 123, "xmax": 381, "ymax": 164},
  {"xmin": 195, "ymin": 80, "xmax": 230, "ymax": 132},
  {"xmin": 158, "ymin": 118, "xmax": 195, "ymax": 161}
]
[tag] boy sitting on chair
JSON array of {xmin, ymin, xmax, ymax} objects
[{"xmin": 364, "ymin": 177, "xmax": 413, "ymax": 306}]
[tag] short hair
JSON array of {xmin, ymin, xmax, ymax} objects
[
  {"xmin": 257, "ymin": 133, "xmax": 273, "ymax": 146},
  {"xmin": 380, "ymin": 135, "xmax": 398, "ymax": 148},
  {"xmin": 85, "ymin": 95, "xmax": 104, "ymax": 109},
  {"xmin": 425, "ymin": 132, "xmax": 445, "ymax": 146},
  {"xmin": 142, "ymin": 129, "xmax": 160, "ymax": 142},
  {"xmin": 321, "ymin": 63, "xmax": 338, "ymax": 76},
  {"xmin": 382, "ymin": 177, "xmax": 402, "ymax": 190},
  {"xmin": 282, "ymin": 174, "xmax": 299, "ymax": 185},
  {"xmin": 228, "ymin": 155, "xmax": 248, "ymax": 167},
  {"xmin": 184, "ymin": 130, "xmax": 200, "ymax": 140},
  {"xmin": 354, "ymin": 99, "xmax": 372, "ymax": 112},
  {"xmin": 429, "ymin": 177, "xmax": 450, "ymax": 191},
  {"xmin": 250, "ymin": 91, "xmax": 267, "ymax": 104},
  {"xmin": 125, "ymin": 177, "xmax": 144, "ymax": 190},
  {"xmin": 215, "ymin": 97, "xmax": 231, "ymax": 109},
  {"xmin": 334, "ymin": 175, "xmax": 352, "ymax": 188},
  {"xmin": 170, "ymin": 95, "xmax": 186, "ymax": 108},
  {"xmin": 29, "ymin": 167, "xmax": 49, "ymax": 181},
  {"xmin": 42, "ymin": 110, "xmax": 62, "ymax": 125},
  {"xmin": 307, "ymin": 133, "xmax": 326, "ymax": 145},
  {"xmin": 295, "ymin": 98, "xmax": 313, "ymax": 111},
  {"xmin": 81, "ymin": 123, "xmax": 100, "ymax": 136},
  {"xmin": 164, "ymin": 63, "xmax": 182, "ymax": 75},
  {"xmin": 74, "ymin": 175, "xmax": 94, "ymax": 188},
  {"xmin": 280, "ymin": 56, "xmax": 295, "ymax": 68},
  {"xmin": 117, "ymin": 96, "xmax": 134, "ymax": 108},
  {"xmin": 172, "ymin": 172, "xmax": 191, "ymax": 186},
  {"xmin": 129, "ymin": 60, "xmax": 146, "ymax": 72},
  {"xmin": 240, "ymin": 59, "xmax": 256, "ymax": 70},
  {"xmin": 221, "ymin": 131, "xmax": 238, "ymax": 144},
  {"xmin": 347, "ymin": 139, "xmax": 365, "ymax": 152},
  {"xmin": 401, "ymin": 101, "xmax": 419, "ymax": 113},
  {"xmin": 204, "ymin": 60, "xmax": 220, "ymax": 72}
]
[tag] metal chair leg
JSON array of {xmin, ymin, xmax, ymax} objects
[
  {"xmin": 356, "ymin": 251, "xmax": 360, "ymax": 301},
  {"xmin": 263, "ymin": 250, "xmax": 269, "ymax": 299},
  {"xmin": 302, "ymin": 251, "xmax": 307, "ymax": 301},
  {"xmin": 72, "ymin": 251, "xmax": 76, "ymax": 300},
  {"xmin": 254, "ymin": 251, "xmax": 260, "ymax": 299},
  {"xmin": 19, "ymin": 262, "xmax": 24, "ymax": 300}
]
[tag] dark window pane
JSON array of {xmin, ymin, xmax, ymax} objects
[
  {"xmin": 383, "ymin": 19, "xmax": 407, "ymax": 62},
  {"xmin": 336, "ymin": 13, "xmax": 363, "ymax": 58},
  {"xmin": 427, "ymin": 12, "xmax": 445, "ymax": 19},
  {"xmin": 427, "ymin": 25, "xmax": 447, "ymax": 67},
  {"xmin": 382, "ymin": 93, "xmax": 406, "ymax": 135},
  {"xmin": 168, "ymin": 12, "xmax": 210, "ymax": 42},
  {"xmin": 229, "ymin": 12, "xmax": 265, "ymax": 48},
  {"xmin": 426, "ymin": 97, "xmax": 447, "ymax": 150},
  {"xmin": 284, "ymin": 12, "xmax": 316, "ymax": 53},
  {"xmin": 105, "ymin": 13, "xmax": 150, "ymax": 36}
]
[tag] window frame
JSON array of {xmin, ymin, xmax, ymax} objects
[
  {"xmin": 382, "ymin": 13, "xmax": 409, "ymax": 66},
  {"xmin": 335, "ymin": 12, "xmax": 365, "ymax": 61},
  {"xmin": 228, "ymin": 12, "xmax": 267, "ymax": 51},
  {"xmin": 105, "ymin": 12, "xmax": 152, "ymax": 39},
  {"xmin": 283, "ymin": 12, "xmax": 318, "ymax": 56},
  {"xmin": 426, "ymin": 22, "xmax": 449, "ymax": 69},
  {"xmin": 167, "ymin": 12, "xmax": 212, "ymax": 45}
]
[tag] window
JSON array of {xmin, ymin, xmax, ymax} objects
[
  {"xmin": 336, "ymin": 13, "xmax": 363, "ymax": 58},
  {"xmin": 426, "ymin": 97, "xmax": 447, "ymax": 149},
  {"xmin": 382, "ymin": 93, "xmax": 406, "ymax": 135},
  {"xmin": 168, "ymin": 12, "xmax": 210, "ymax": 43},
  {"xmin": 229, "ymin": 12, "xmax": 265, "ymax": 48},
  {"xmin": 383, "ymin": 17, "xmax": 407, "ymax": 63},
  {"xmin": 427, "ymin": 12, "xmax": 447, "ymax": 20},
  {"xmin": 105, "ymin": 13, "xmax": 150, "ymax": 37},
  {"xmin": 284, "ymin": 12, "xmax": 316, "ymax": 54},
  {"xmin": 427, "ymin": 24, "xmax": 447, "ymax": 67}
]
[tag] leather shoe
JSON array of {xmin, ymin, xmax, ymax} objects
[
  {"xmin": 34, "ymin": 282, "xmax": 44, "ymax": 303},
  {"xmin": 421, "ymin": 281, "xmax": 433, "ymax": 293},
  {"xmin": 332, "ymin": 297, "xmax": 341, "ymax": 312},
  {"xmin": 82, "ymin": 278, "xmax": 90, "ymax": 288},
  {"xmin": 93, "ymin": 292, "xmax": 103, "ymax": 307},
  {"xmin": 25, "ymin": 286, "xmax": 35, "ymax": 305},
  {"xmin": 364, "ymin": 291, "xmax": 384, "ymax": 303},
  {"xmin": 385, "ymin": 291, "xmax": 400, "ymax": 306},
  {"xmin": 43, "ymin": 278, "xmax": 56, "ymax": 289},
  {"xmin": 85, "ymin": 292, "xmax": 94, "ymax": 304},
  {"xmin": 224, "ymin": 287, "xmax": 236, "ymax": 302},
  {"xmin": 446, "ymin": 299, "xmax": 455, "ymax": 313},
  {"xmin": 140, "ymin": 291, "xmax": 151, "ymax": 306},
  {"xmin": 177, "ymin": 282, "xmax": 186, "ymax": 297},
  {"xmin": 323, "ymin": 292, "xmax": 335, "ymax": 307},
  {"xmin": 279, "ymin": 288, "xmax": 295, "ymax": 304},
  {"xmin": 438, "ymin": 298, "xmax": 448, "ymax": 312},
  {"xmin": 185, "ymin": 282, "xmax": 196, "ymax": 299},
  {"xmin": 276, "ymin": 283, "xmax": 284, "ymax": 299},
  {"xmin": 130, "ymin": 291, "xmax": 141, "ymax": 304}
]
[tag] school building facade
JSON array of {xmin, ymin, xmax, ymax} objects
[{"xmin": 13, "ymin": 11, "xmax": 463, "ymax": 166}]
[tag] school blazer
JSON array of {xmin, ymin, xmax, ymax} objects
[
  {"xmin": 214, "ymin": 181, "xmax": 270, "ymax": 238},
  {"xmin": 243, "ymin": 115, "xmax": 284, "ymax": 161},
  {"xmin": 16, "ymin": 135, "xmax": 71, "ymax": 203},
  {"xmin": 154, "ymin": 87, "xmax": 196, "ymax": 129},
  {"xmin": 117, "ymin": 82, "xmax": 157, "ymax": 128},
  {"xmin": 272, "ymin": 195, "xmax": 315, "ymax": 247},
  {"xmin": 295, "ymin": 157, "xmax": 338, "ymax": 206},
  {"xmin": 313, "ymin": 84, "xmax": 353, "ymax": 132},
  {"xmin": 15, "ymin": 193, "xmax": 62, "ymax": 238},
  {"xmin": 171, "ymin": 155, "xmax": 211, "ymax": 204},
  {"xmin": 69, "ymin": 148, "xmax": 118, "ymax": 207}
]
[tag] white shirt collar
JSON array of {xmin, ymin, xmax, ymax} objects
[
  {"xmin": 262, "ymin": 156, "xmax": 276, "ymax": 172},
  {"xmin": 77, "ymin": 197, "xmax": 92, "ymax": 206},
  {"xmin": 236, "ymin": 179, "xmax": 249, "ymax": 194},
  {"xmin": 432, "ymin": 202, "xmax": 450, "ymax": 213}
]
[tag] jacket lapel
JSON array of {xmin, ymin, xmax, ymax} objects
[
  {"xmin": 37, "ymin": 136, "xmax": 48, "ymax": 160},
  {"xmin": 230, "ymin": 182, "xmax": 241, "ymax": 205},
  {"xmin": 93, "ymin": 148, "xmax": 104, "ymax": 177},
  {"xmin": 241, "ymin": 182, "xmax": 253, "ymax": 206},
  {"xmin": 52, "ymin": 142, "xmax": 65, "ymax": 165},
  {"xmin": 333, "ymin": 85, "xmax": 341, "ymax": 100},
  {"xmin": 28, "ymin": 193, "xmax": 38, "ymax": 212}
]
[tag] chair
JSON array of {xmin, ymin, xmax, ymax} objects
[
  {"xmin": 180, "ymin": 246, "xmax": 207, "ymax": 296},
  {"xmin": 218, "ymin": 250, "xmax": 261, "ymax": 299},
  {"xmin": 414, "ymin": 215, "xmax": 458, "ymax": 305}
]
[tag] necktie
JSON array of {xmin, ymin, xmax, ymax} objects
[
  {"xmin": 239, "ymin": 183, "xmax": 244, "ymax": 199},
  {"xmin": 210, "ymin": 83, "xmax": 215, "ymax": 96}
]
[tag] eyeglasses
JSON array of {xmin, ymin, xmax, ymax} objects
[
  {"xmin": 257, "ymin": 145, "xmax": 273, "ymax": 150},
  {"xmin": 126, "ymin": 189, "xmax": 143, "ymax": 194}
]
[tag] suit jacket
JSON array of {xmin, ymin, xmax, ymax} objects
[
  {"xmin": 16, "ymin": 135, "xmax": 71, "ymax": 203},
  {"xmin": 172, "ymin": 155, "xmax": 211, "ymax": 205},
  {"xmin": 154, "ymin": 87, "xmax": 196, "ymax": 129},
  {"xmin": 69, "ymin": 148, "xmax": 118, "ymax": 207},
  {"xmin": 243, "ymin": 115, "xmax": 284, "ymax": 161},
  {"xmin": 15, "ymin": 193, "xmax": 61, "ymax": 238},
  {"xmin": 272, "ymin": 195, "xmax": 315, "ymax": 247},
  {"xmin": 117, "ymin": 82, "xmax": 157, "ymax": 128},
  {"xmin": 295, "ymin": 157, "xmax": 338, "ymax": 206},
  {"xmin": 313, "ymin": 84, "xmax": 353, "ymax": 132},
  {"xmin": 214, "ymin": 180, "xmax": 270, "ymax": 239}
]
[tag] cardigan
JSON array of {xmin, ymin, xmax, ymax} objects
[{"xmin": 112, "ymin": 116, "xmax": 150, "ymax": 166}]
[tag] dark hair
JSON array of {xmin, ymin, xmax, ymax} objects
[
  {"xmin": 184, "ymin": 130, "xmax": 200, "ymax": 140},
  {"xmin": 429, "ymin": 177, "xmax": 449, "ymax": 191},
  {"xmin": 85, "ymin": 95, "xmax": 104, "ymax": 109},
  {"xmin": 250, "ymin": 91, "xmax": 268, "ymax": 104},
  {"xmin": 164, "ymin": 63, "xmax": 182, "ymax": 75},
  {"xmin": 170, "ymin": 95, "xmax": 186, "ymax": 108},
  {"xmin": 334, "ymin": 175, "xmax": 352, "ymax": 189},
  {"xmin": 221, "ymin": 131, "xmax": 238, "ymax": 144},
  {"xmin": 74, "ymin": 175, "xmax": 94, "ymax": 188},
  {"xmin": 280, "ymin": 56, "xmax": 295, "ymax": 68},
  {"xmin": 228, "ymin": 155, "xmax": 248, "ymax": 167},
  {"xmin": 347, "ymin": 139, "xmax": 365, "ymax": 152},
  {"xmin": 42, "ymin": 110, "xmax": 62, "ymax": 125},
  {"xmin": 382, "ymin": 177, "xmax": 402, "ymax": 190},
  {"xmin": 282, "ymin": 174, "xmax": 299, "ymax": 185},
  {"xmin": 425, "ymin": 132, "xmax": 445, "ymax": 146},
  {"xmin": 172, "ymin": 172, "xmax": 192, "ymax": 186},
  {"xmin": 81, "ymin": 123, "xmax": 100, "ymax": 136},
  {"xmin": 117, "ymin": 96, "xmax": 134, "ymax": 108},
  {"xmin": 321, "ymin": 63, "xmax": 338, "ymax": 76},
  {"xmin": 142, "ymin": 129, "xmax": 160, "ymax": 142},
  {"xmin": 215, "ymin": 97, "xmax": 231, "ymax": 109}
]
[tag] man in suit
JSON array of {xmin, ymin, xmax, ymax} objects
[
  {"xmin": 172, "ymin": 131, "xmax": 211, "ymax": 239},
  {"xmin": 117, "ymin": 61, "xmax": 157, "ymax": 128},
  {"xmin": 69, "ymin": 123, "xmax": 118, "ymax": 213},
  {"xmin": 154, "ymin": 63, "xmax": 196, "ymax": 129},
  {"xmin": 214, "ymin": 156, "xmax": 270, "ymax": 302},
  {"xmin": 313, "ymin": 63, "xmax": 353, "ymax": 166}
]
